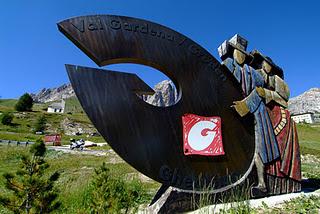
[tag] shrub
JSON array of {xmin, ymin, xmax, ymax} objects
[
  {"xmin": 15, "ymin": 93, "xmax": 33, "ymax": 112},
  {"xmin": 0, "ymin": 139, "xmax": 61, "ymax": 213},
  {"xmin": 89, "ymin": 162, "xmax": 148, "ymax": 213},
  {"xmin": 1, "ymin": 112, "xmax": 14, "ymax": 125},
  {"xmin": 34, "ymin": 115, "xmax": 46, "ymax": 133}
]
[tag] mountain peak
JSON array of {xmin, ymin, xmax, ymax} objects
[
  {"xmin": 31, "ymin": 83, "xmax": 75, "ymax": 103},
  {"xmin": 143, "ymin": 80, "xmax": 178, "ymax": 107},
  {"xmin": 31, "ymin": 81, "xmax": 319, "ymax": 115},
  {"xmin": 288, "ymin": 87, "xmax": 320, "ymax": 115}
]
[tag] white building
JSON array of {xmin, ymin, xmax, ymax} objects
[
  {"xmin": 47, "ymin": 100, "xmax": 65, "ymax": 113},
  {"xmin": 314, "ymin": 113, "xmax": 320, "ymax": 123},
  {"xmin": 291, "ymin": 112, "xmax": 315, "ymax": 124}
]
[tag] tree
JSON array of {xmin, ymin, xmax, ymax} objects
[
  {"xmin": 89, "ymin": 162, "xmax": 148, "ymax": 213},
  {"xmin": 15, "ymin": 93, "xmax": 33, "ymax": 112},
  {"xmin": 0, "ymin": 140, "xmax": 61, "ymax": 213},
  {"xmin": 34, "ymin": 115, "xmax": 46, "ymax": 133},
  {"xmin": 1, "ymin": 112, "xmax": 14, "ymax": 125}
]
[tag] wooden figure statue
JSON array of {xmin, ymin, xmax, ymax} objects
[
  {"xmin": 250, "ymin": 50, "xmax": 301, "ymax": 195},
  {"xmin": 218, "ymin": 34, "xmax": 301, "ymax": 197}
]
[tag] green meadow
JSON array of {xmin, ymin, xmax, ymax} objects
[{"xmin": 0, "ymin": 98, "xmax": 319, "ymax": 213}]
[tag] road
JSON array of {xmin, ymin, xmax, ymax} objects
[
  {"xmin": 48, "ymin": 145, "xmax": 109, "ymax": 156},
  {"xmin": 0, "ymin": 139, "xmax": 111, "ymax": 157}
]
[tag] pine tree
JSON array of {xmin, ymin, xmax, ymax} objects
[
  {"xmin": 34, "ymin": 115, "xmax": 46, "ymax": 133},
  {"xmin": 15, "ymin": 93, "xmax": 33, "ymax": 112},
  {"xmin": 1, "ymin": 112, "xmax": 14, "ymax": 125},
  {"xmin": 89, "ymin": 162, "xmax": 148, "ymax": 213},
  {"xmin": 0, "ymin": 140, "xmax": 61, "ymax": 213}
]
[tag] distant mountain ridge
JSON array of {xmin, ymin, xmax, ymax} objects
[
  {"xmin": 142, "ymin": 80, "xmax": 178, "ymax": 107},
  {"xmin": 31, "ymin": 83, "xmax": 75, "ymax": 103},
  {"xmin": 288, "ymin": 88, "xmax": 320, "ymax": 115},
  {"xmin": 31, "ymin": 82, "xmax": 320, "ymax": 115},
  {"xmin": 31, "ymin": 81, "xmax": 178, "ymax": 106}
]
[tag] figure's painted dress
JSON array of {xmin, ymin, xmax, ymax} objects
[
  {"xmin": 265, "ymin": 104, "xmax": 301, "ymax": 181},
  {"xmin": 255, "ymin": 68, "xmax": 301, "ymax": 184},
  {"xmin": 222, "ymin": 58, "xmax": 280, "ymax": 164}
]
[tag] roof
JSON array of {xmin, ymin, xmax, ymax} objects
[
  {"xmin": 44, "ymin": 134, "xmax": 61, "ymax": 142},
  {"xmin": 48, "ymin": 102, "xmax": 64, "ymax": 109},
  {"xmin": 291, "ymin": 112, "xmax": 314, "ymax": 116}
]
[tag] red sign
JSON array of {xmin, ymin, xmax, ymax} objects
[{"xmin": 182, "ymin": 114, "xmax": 224, "ymax": 156}]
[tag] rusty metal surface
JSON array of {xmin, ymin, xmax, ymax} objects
[{"xmin": 58, "ymin": 15, "xmax": 255, "ymax": 191}]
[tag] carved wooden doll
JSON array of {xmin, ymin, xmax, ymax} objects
[
  {"xmin": 250, "ymin": 50, "xmax": 301, "ymax": 194},
  {"xmin": 218, "ymin": 34, "xmax": 280, "ymax": 197}
]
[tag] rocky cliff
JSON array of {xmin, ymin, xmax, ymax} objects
[
  {"xmin": 31, "ymin": 80, "xmax": 178, "ymax": 106},
  {"xmin": 288, "ymin": 88, "xmax": 320, "ymax": 115},
  {"xmin": 143, "ymin": 80, "xmax": 178, "ymax": 107},
  {"xmin": 31, "ymin": 82, "xmax": 319, "ymax": 115},
  {"xmin": 31, "ymin": 83, "xmax": 75, "ymax": 103}
]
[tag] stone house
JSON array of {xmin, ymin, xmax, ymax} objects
[{"xmin": 47, "ymin": 99, "xmax": 65, "ymax": 113}]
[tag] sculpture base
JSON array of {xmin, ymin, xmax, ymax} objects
[
  {"xmin": 147, "ymin": 177, "xmax": 302, "ymax": 213},
  {"xmin": 265, "ymin": 174, "xmax": 301, "ymax": 195},
  {"xmin": 146, "ymin": 186, "xmax": 194, "ymax": 213},
  {"xmin": 146, "ymin": 180, "xmax": 254, "ymax": 213}
]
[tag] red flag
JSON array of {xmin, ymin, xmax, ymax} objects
[{"xmin": 182, "ymin": 114, "xmax": 224, "ymax": 156}]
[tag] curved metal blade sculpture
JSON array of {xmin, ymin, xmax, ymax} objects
[{"xmin": 58, "ymin": 15, "xmax": 255, "ymax": 192}]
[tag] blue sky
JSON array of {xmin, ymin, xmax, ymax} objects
[{"xmin": 0, "ymin": 0, "xmax": 319, "ymax": 99}]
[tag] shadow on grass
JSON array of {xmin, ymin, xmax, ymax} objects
[
  {"xmin": 301, "ymin": 178, "xmax": 320, "ymax": 192},
  {"xmin": 9, "ymin": 123, "xmax": 20, "ymax": 127}
]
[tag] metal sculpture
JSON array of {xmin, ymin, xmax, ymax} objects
[
  {"xmin": 57, "ymin": 15, "xmax": 255, "ymax": 192},
  {"xmin": 58, "ymin": 16, "xmax": 301, "ymax": 212}
]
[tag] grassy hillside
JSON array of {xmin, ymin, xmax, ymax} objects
[
  {"xmin": 1, "ymin": 98, "xmax": 320, "ymax": 151},
  {"xmin": 297, "ymin": 124, "xmax": 320, "ymax": 158},
  {"xmin": 64, "ymin": 96, "xmax": 84, "ymax": 114},
  {"xmin": 0, "ymin": 145, "xmax": 160, "ymax": 213},
  {"xmin": 0, "ymin": 98, "xmax": 319, "ymax": 212},
  {"xmin": 0, "ymin": 98, "xmax": 104, "ymax": 144},
  {"xmin": 0, "ymin": 99, "xmax": 17, "ymax": 110}
]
